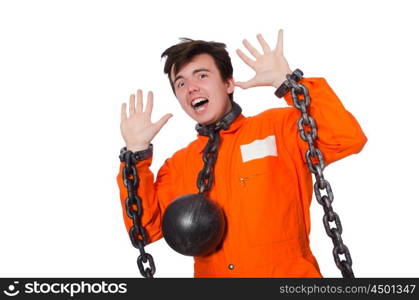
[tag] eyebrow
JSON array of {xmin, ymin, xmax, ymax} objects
[{"xmin": 173, "ymin": 68, "xmax": 211, "ymax": 85}]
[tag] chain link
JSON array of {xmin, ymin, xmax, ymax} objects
[
  {"xmin": 288, "ymin": 72, "xmax": 355, "ymax": 278},
  {"xmin": 197, "ymin": 128, "xmax": 221, "ymax": 194},
  {"xmin": 121, "ymin": 152, "xmax": 156, "ymax": 278}
]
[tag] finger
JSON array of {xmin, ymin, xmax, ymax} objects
[
  {"xmin": 129, "ymin": 94, "xmax": 135, "ymax": 116},
  {"xmin": 155, "ymin": 113, "xmax": 173, "ymax": 132},
  {"xmin": 145, "ymin": 91, "xmax": 153, "ymax": 116},
  {"xmin": 275, "ymin": 29, "xmax": 284, "ymax": 53},
  {"xmin": 236, "ymin": 49, "xmax": 255, "ymax": 69},
  {"xmin": 121, "ymin": 103, "xmax": 127, "ymax": 121},
  {"xmin": 234, "ymin": 80, "xmax": 253, "ymax": 89},
  {"xmin": 243, "ymin": 39, "xmax": 261, "ymax": 58},
  {"xmin": 234, "ymin": 81, "xmax": 247, "ymax": 89},
  {"xmin": 257, "ymin": 33, "xmax": 271, "ymax": 54},
  {"xmin": 136, "ymin": 89, "xmax": 143, "ymax": 112}
]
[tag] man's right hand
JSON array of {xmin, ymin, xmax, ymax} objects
[{"xmin": 120, "ymin": 89, "xmax": 173, "ymax": 152}]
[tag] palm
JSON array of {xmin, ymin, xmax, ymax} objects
[
  {"xmin": 122, "ymin": 111, "xmax": 153, "ymax": 143},
  {"xmin": 251, "ymin": 51, "xmax": 281, "ymax": 83}
]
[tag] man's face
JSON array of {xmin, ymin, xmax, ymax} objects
[{"xmin": 171, "ymin": 53, "xmax": 234, "ymax": 125}]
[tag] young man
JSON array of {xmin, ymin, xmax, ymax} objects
[{"xmin": 117, "ymin": 30, "xmax": 367, "ymax": 277}]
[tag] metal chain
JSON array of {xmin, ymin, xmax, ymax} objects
[
  {"xmin": 195, "ymin": 101, "xmax": 241, "ymax": 195},
  {"xmin": 288, "ymin": 74, "xmax": 355, "ymax": 278},
  {"xmin": 121, "ymin": 151, "xmax": 156, "ymax": 278},
  {"xmin": 196, "ymin": 127, "xmax": 221, "ymax": 194}
]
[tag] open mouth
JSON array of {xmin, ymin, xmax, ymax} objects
[{"xmin": 191, "ymin": 98, "xmax": 209, "ymax": 112}]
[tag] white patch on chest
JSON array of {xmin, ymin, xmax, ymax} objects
[{"xmin": 240, "ymin": 135, "xmax": 278, "ymax": 163}]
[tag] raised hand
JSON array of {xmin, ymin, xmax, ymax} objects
[
  {"xmin": 120, "ymin": 89, "xmax": 173, "ymax": 152},
  {"xmin": 235, "ymin": 29, "xmax": 292, "ymax": 89}
]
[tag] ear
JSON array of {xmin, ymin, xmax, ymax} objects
[{"xmin": 225, "ymin": 77, "xmax": 235, "ymax": 94}]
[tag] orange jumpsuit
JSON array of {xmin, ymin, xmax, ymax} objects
[{"xmin": 116, "ymin": 78, "xmax": 367, "ymax": 277}]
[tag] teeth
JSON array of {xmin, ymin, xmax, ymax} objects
[{"xmin": 192, "ymin": 98, "xmax": 207, "ymax": 106}]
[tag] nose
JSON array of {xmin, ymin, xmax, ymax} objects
[{"xmin": 188, "ymin": 80, "xmax": 200, "ymax": 94}]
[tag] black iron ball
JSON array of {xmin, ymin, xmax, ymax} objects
[{"xmin": 162, "ymin": 193, "xmax": 226, "ymax": 257}]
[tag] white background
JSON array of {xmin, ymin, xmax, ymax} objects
[{"xmin": 0, "ymin": 0, "xmax": 418, "ymax": 278}]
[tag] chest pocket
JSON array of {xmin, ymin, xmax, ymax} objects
[
  {"xmin": 237, "ymin": 137, "xmax": 300, "ymax": 246},
  {"xmin": 238, "ymin": 135, "xmax": 279, "ymax": 183}
]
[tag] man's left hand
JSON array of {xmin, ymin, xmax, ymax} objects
[{"xmin": 235, "ymin": 29, "xmax": 292, "ymax": 89}]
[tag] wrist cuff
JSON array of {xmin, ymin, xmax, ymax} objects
[
  {"xmin": 274, "ymin": 69, "xmax": 304, "ymax": 98},
  {"xmin": 119, "ymin": 144, "xmax": 153, "ymax": 163}
]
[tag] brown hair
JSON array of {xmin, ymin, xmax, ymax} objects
[{"xmin": 161, "ymin": 38, "xmax": 234, "ymax": 101}]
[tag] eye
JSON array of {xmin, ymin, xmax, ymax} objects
[
  {"xmin": 199, "ymin": 73, "xmax": 208, "ymax": 79},
  {"xmin": 177, "ymin": 81, "xmax": 185, "ymax": 88}
]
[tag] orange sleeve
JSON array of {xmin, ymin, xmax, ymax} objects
[
  {"xmin": 116, "ymin": 155, "xmax": 175, "ymax": 244},
  {"xmin": 283, "ymin": 77, "xmax": 367, "ymax": 165}
]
